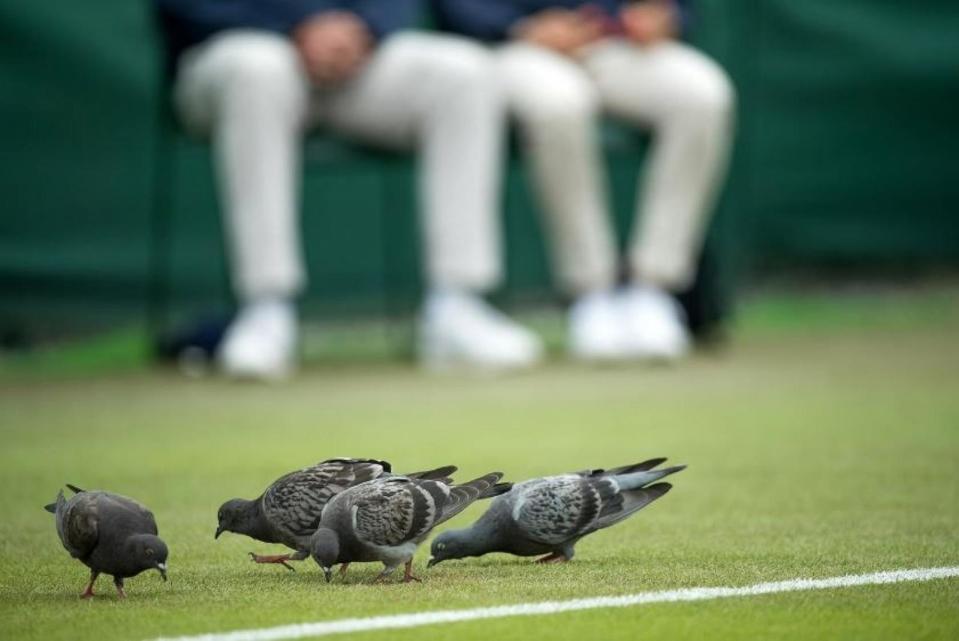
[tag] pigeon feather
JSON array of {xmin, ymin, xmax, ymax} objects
[
  {"xmin": 312, "ymin": 472, "xmax": 504, "ymax": 582},
  {"xmin": 46, "ymin": 485, "xmax": 168, "ymax": 597},
  {"xmin": 429, "ymin": 459, "xmax": 685, "ymax": 566},
  {"xmin": 260, "ymin": 458, "xmax": 390, "ymax": 544},
  {"xmin": 216, "ymin": 457, "xmax": 460, "ymax": 561}
]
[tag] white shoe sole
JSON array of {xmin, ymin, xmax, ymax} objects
[
  {"xmin": 418, "ymin": 336, "xmax": 542, "ymax": 374},
  {"xmin": 221, "ymin": 363, "xmax": 293, "ymax": 382}
]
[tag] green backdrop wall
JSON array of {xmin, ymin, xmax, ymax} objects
[{"xmin": 1, "ymin": 1, "xmax": 958, "ymax": 332}]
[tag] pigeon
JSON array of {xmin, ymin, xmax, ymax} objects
[
  {"xmin": 428, "ymin": 458, "xmax": 685, "ymax": 566},
  {"xmin": 215, "ymin": 457, "xmax": 457, "ymax": 571},
  {"xmin": 311, "ymin": 472, "xmax": 509, "ymax": 583},
  {"xmin": 44, "ymin": 484, "xmax": 168, "ymax": 599}
]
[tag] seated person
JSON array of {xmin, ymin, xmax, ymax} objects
[
  {"xmin": 156, "ymin": 0, "xmax": 542, "ymax": 378},
  {"xmin": 433, "ymin": 0, "xmax": 735, "ymax": 362}
]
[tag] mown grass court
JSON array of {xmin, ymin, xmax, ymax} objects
[{"xmin": 1, "ymin": 288, "xmax": 957, "ymax": 641}]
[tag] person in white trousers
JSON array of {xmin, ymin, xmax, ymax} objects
[
  {"xmin": 157, "ymin": 1, "xmax": 542, "ymax": 379},
  {"xmin": 434, "ymin": 0, "xmax": 735, "ymax": 362}
]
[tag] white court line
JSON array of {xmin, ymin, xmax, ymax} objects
[{"xmin": 151, "ymin": 566, "xmax": 959, "ymax": 641}]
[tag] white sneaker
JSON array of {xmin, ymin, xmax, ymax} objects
[
  {"xmin": 418, "ymin": 290, "xmax": 543, "ymax": 372},
  {"xmin": 568, "ymin": 290, "xmax": 630, "ymax": 362},
  {"xmin": 218, "ymin": 299, "xmax": 297, "ymax": 380},
  {"xmin": 620, "ymin": 285, "xmax": 690, "ymax": 362}
]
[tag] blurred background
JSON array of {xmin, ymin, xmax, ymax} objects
[
  {"xmin": 1, "ymin": 6, "xmax": 958, "ymax": 636},
  {"xmin": 1, "ymin": 0, "xmax": 958, "ymax": 367}
]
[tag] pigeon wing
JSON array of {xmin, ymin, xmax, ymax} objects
[
  {"xmin": 60, "ymin": 492, "xmax": 100, "ymax": 559},
  {"xmin": 101, "ymin": 492, "xmax": 159, "ymax": 535},
  {"xmin": 351, "ymin": 478, "xmax": 439, "ymax": 546},
  {"xmin": 512, "ymin": 475, "xmax": 613, "ymax": 545},
  {"xmin": 592, "ymin": 482, "xmax": 673, "ymax": 531},
  {"xmin": 433, "ymin": 473, "xmax": 504, "ymax": 527},
  {"xmin": 574, "ymin": 458, "xmax": 668, "ymax": 478},
  {"xmin": 262, "ymin": 458, "xmax": 389, "ymax": 540}
]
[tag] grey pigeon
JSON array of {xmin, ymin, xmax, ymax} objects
[
  {"xmin": 428, "ymin": 458, "xmax": 685, "ymax": 566},
  {"xmin": 44, "ymin": 484, "xmax": 168, "ymax": 598},
  {"xmin": 216, "ymin": 457, "xmax": 457, "ymax": 571},
  {"xmin": 311, "ymin": 472, "xmax": 508, "ymax": 583}
]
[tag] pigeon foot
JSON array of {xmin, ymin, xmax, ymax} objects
[
  {"xmin": 534, "ymin": 553, "xmax": 568, "ymax": 564},
  {"xmin": 80, "ymin": 571, "xmax": 99, "ymax": 598},
  {"xmin": 372, "ymin": 568, "xmax": 396, "ymax": 584},
  {"xmin": 402, "ymin": 560, "xmax": 421, "ymax": 583},
  {"xmin": 249, "ymin": 552, "xmax": 296, "ymax": 572},
  {"xmin": 339, "ymin": 563, "xmax": 351, "ymax": 577}
]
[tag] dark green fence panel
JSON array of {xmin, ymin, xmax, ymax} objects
[{"xmin": 2, "ymin": 1, "xmax": 957, "ymax": 333}]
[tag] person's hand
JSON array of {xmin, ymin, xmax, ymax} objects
[
  {"xmin": 621, "ymin": 0, "xmax": 679, "ymax": 46},
  {"xmin": 513, "ymin": 8, "xmax": 605, "ymax": 56},
  {"xmin": 293, "ymin": 11, "xmax": 372, "ymax": 86}
]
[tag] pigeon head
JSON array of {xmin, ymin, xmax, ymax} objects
[
  {"xmin": 126, "ymin": 534, "xmax": 168, "ymax": 581},
  {"xmin": 310, "ymin": 527, "xmax": 340, "ymax": 582},
  {"xmin": 428, "ymin": 529, "xmax": 483, "ymax": 568},
  {"xmin": 215, "ymin": 498, "xmax": 258, "ymax": 539}
]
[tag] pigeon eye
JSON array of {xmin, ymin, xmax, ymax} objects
[
  {"xmin": 146, "ymin": 548, "xmax": 154, "ymax": 557},
  {"xmin": 437, "ymin": 543, "xmax": 446, "ymax": 551}
]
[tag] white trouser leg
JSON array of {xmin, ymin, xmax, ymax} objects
[
  {"xmin": 174, "ymin": 31, "xmax": 309, "ymax": 302},
  {"xmin": 498, "ymin": 43, "xmax": 617, "ymax": 296},
  {"xmin": 584, "ymin": 40, "xmax": 735, "ymax": 290},
  {"xmin": 323, "ymin": 33, "xmax": 504, "ymax": 292}
]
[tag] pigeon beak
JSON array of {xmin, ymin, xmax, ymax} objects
[
  {"xmin": 427, "ymin": 558, "xmax": 438, "ymax": 569},
  {"xmin": 214, "ymin": 526, "xmax": 223, "ymax": 540},
  {"xmin": 157, "ymin": 562, "xmax": 168, "ymax": 581},
  {"xmin": 323, "ymin": 567, "xmax": 333, "ymax": 583}
]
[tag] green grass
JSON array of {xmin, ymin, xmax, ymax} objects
[{"xmin": 1, "ymin": 289, "xmax": 958, "ymax": 640}]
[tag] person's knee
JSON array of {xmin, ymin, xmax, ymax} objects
[
  {"xmin": 214, "ymin": 34, "xmax": 305, "ymax": 99},
  {"xmin": 516, "ymin": 82, "xmax": 599, "ymax": 131},
  {"xmin": 700, "ymin": 67, "xmax": 735, "ymax": 117},
  {"xmin": 681, "ymin": 64, "xmax": 735, "ymax": 122},
  {"xmin": 414, "ymin": 36, "xmax": 498, "ymax": 92}
]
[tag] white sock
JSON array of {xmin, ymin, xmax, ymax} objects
[{"xmin": 238, "ymin": 296, "xmax": 295, "ymax": 325}]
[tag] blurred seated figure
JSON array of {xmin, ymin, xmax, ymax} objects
[
  {"xmin": 434, "ymin": 0, "xmax": 735, "ymax": 362},
  {"xmin": 156, "ymin": 0, "xmax": 542, "ymax": 379}
]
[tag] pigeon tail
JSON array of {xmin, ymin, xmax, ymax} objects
[
  {"xmin": 595, "ymin": 482, "xmax": 674, "ymax": 530},
  {"xmin": 406, "ymin": 465, "xmax": 458, "ymax": 484},
  {"xmin": 606, "ymin": 458, "xmax": 668, "ymax": 475},
  {"xmin": 435, "ymin": 472, "xmax": 504, "ymax": 526},
  {"xmin": 326, "ymin": 458, "xmax": 393, "ymax": 473},
  {"xmin": 613, "ymin": 464, "xmax": 686, "ymax": 490},
  {"xmin": 44, "ymin": 490, "xmax": 65, "ymax": 514},
  {"xmin": 455, "ymin": 472, "xmax": 504, "ymax": 496},
  {"xmin": 480, "ymin": 482, "xmax": 513, "ymax": 499}
]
